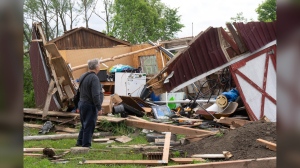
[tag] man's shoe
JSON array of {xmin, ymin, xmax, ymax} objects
[{"xmin": 75, "ymin": 144, "xmax": 81, "ymax": 147}]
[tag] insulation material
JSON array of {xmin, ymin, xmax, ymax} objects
[
  {"xmin": 230, "ymin": 45, "xmax": 276, "ymax": 121},
  {"xmin": 62, "ymin": 46, "xmax": 133, "ymax": 79}
]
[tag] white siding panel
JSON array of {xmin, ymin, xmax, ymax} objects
[
  {"xmin": 239, "ymin": 54, "xmax": 266, "ymax": 88},
  {"xmin": 237, "ymin": 75, "xmax": 262, "ymax": 119},
  {"xmin": 264, "ymin": 98, "xmax": 277, "ymax": 122},
  {"xmin": 266, "ymin": 58, "xmax": 276, "ymax": 99}
]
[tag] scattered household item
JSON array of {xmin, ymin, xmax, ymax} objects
[
  {"xmin": 114, "ymin": 72, "xmax": 146, "ymax": 97},
  {"xmin": 151, "ymin": 105, "xmax": 174, "ymax": 120},
  {"xmin": 109, "ymin": 64, "xmax": 134, "ymax": 73},
  {"xmin": 39, "ymin": 121, "xmax": 54, "ymax": 134},
  {"xmin": 196, "ymin": 102, "xmax": 239, "ymax": 120}
]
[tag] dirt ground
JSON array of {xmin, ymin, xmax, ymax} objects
[{"xmin": 175, "ymin": 121, "xmax": 276, "ymax": 160}]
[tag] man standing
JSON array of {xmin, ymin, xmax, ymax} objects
[{"xmin": 76, "ymin": 59, "xmax": 104, "ymax": 148}]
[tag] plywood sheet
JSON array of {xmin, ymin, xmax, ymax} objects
[{"xmin": 62, "ymin": 46, "xmax": 132, "ymax": 79}]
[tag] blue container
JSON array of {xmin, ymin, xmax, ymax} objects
[{"xmin": 150, "ymin": 92, "xmax": 161, "ymax": 101}]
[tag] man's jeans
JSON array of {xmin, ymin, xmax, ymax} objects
[{"xmin": 76, "ymin": 101, "xmax": 97, "ymax": 147}]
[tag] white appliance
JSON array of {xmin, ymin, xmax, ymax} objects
[{"xmin": 114, "ymin": 72, "xmax": 146, "ymax": 97}]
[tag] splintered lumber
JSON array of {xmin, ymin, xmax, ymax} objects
[
  {"xmin": 162, "ymin": 132, "xmax": 171, "ymax": 163},
  {"xmin": 24, "ymin": 123, "xmax": 77, "ymax": 133},
  {"xmin": 93, "ymin": 138, "xmax": 110, "ymax": 142},
  {"xmin": 72, "ymin": 45, "xmax": 161, "ymax": 71},
  {"xmin": 97, "ymin": 116, "xmax": 126, "ymax": 123},
  {"xmin": 24, "ymin": 132, "xmax": 104, "ymax": 141},
  {"xmin": 151, "ymin": 157, "xmax": 276, "ymax": 168},
  {"xmin": 24, "ymin": 153, "xmax": 43, "ymax": 157},
  {"xmin": 43, "ymin": 79, "xmax": 55, "ymax": 119},
  {"xmin": 106, "ymin": 145, "xmax": 163, "ymax": 149},
  {"xmin": 82, "ymin": 160, "xmax": 165, "ymax": 165},
  {"xmin": 24, "ymin": 108, "xmax": 78, "ymax": 117},
  {"xmin": 170, "ymin": 158, "xmax": 205, "ymax": 164},
  {"xmin": 24, "ymin": 148, "xmax": 69, "ymax": 152},
  {"xmin": 256, "ymin": 139, "xmax": 276, "ymax": 151},
  {"xmin": 192, "ymin": 151, "xmax": 232, "ymax": 159},
  {"xmin": 215, "ymin": 117, "xmax": 250, "ymax": 127},
  {"xmin": 115, "ymin": 136, "xmax": 132, "ymax": 143},
  {"xmin": 125, "ymin": 119, "xmax": 214, "ymax": 136}
]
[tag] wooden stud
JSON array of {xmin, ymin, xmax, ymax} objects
[
  {"xmin": 162, "ymin": 132, "xmax": 171, "ymax": 163},
  {"xmin": 125, "ymin": 119, "xmax": 214, "ymax": 136},
  {"xmin": 256, "ymin": 139, "xmax": 276, "ymax": 151},
  {"xmin": 170, "ymin": 158, "xmax": 205, "ymax": 164},
  {"xmin": 226, "ymin": 23, "xmax": 247, "ymax": 53},
  {"xmin": 42, "ymin": 79, "xmax": 55, "ymax": 119},
  {"xmin": 82, "ymin": 160, "xmax": 164, "ymax": 165}
]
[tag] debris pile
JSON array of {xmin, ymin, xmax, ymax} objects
[{"xmin": 175, "ymin": 121, "xmax": 276, "ymax": 160}]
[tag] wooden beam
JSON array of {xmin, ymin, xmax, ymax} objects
[
  {"xmin": 71, "ymin": 45, "xmax": 161, "ymax": 71},
  {"xmin": 215, "ymin": 117, "xmax": 250, "ymax": 127},
  {"xmin": 93, "ymin": 138, "xmax": 110, "ymax": 142},
  {"xmin": 24, "ymin": 108, "xmax": 78, "ymax": 117},
  {"xmin": 125, "ymin": 119, "xmax": 214, "ymax": 136},
  {"xmin": 42, "ymin": 79, "xmax": 55, "ymax": 119},
  {"xmin": 170, "ymin": 158, "xmax": 205, "ymax": 164},
  {"xmin": 24, "ymin": 123, "xmax": 77, "ymax": 133},
  {"xmin": 162, "ymin": 132, "xmax": 171, "ymax": 163},
  {"xmin": 24, "ymin": 153, "xmax": 43, "ymax": 157},
  {"xmin": 256, "ymin": 139, "xmax": 276, "ymax": 151},
  {"xmin": 82, "ymin": 160, "xmax": 164, "ymax": 165},
  {"xmin": 24, "ymin": 132, "xmax": 103, "ymax": 141},
  {"xmin": 153, "ymin": 157, "xmax": 276, "ymax": 168},
  {"xmin": 226, "ymin": 23, "xmax": 247, "ymax": 53}
]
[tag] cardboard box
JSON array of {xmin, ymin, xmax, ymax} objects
[
  {"xmin": 111, "ymin": 94, "xmax": 123, "ymax": 105},
  {"xmin": 102, "ymin": 96, "xmax": 112, "ymax": 114}
]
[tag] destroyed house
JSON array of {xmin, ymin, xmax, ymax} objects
[{"xmin": 29, "ymin": 23, "xmax": 170, "ymax": 111}]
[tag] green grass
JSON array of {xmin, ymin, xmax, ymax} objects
[{"xmin": 24, "ymin": 122, "xmax": 180, "ymax": 168}]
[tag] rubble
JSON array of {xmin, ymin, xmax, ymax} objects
[{"xmin": 24, "ymin": 21, "xmax": 277, "ymax": 167}]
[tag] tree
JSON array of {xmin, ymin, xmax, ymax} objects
[
  {"xmin": 110, "ymin": 0, "xmax": 184, "ymax": 44},
  {"xmin": 79, "ymin": 0, "xmax": 98, "ymax": 28},
  {"xmin": 66, "ymin": 0, "xmax": 83, "ymax": 30},
  {"xmin": 256, "ymin": 0, "xmax": 276, "ymax": 22},
  {"xmin": 51, "ymin": 0, "xmax": 69, "ymax": 32},
  {"xmin": 230, "ymin": 12, "xmax": 248, "ymax": 23},
  {"xmin": 94, "ymin": 0, "xmax": 113, "ymax": 34}
]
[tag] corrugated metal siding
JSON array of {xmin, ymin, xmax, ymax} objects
[
  {"xmin": 163, "ymin": 27, "xmax": 228, "ymax": 92},
  {"xmin": 29, "ymin": 28, "xmax": 58, "ymax": 110},
  {"xmin": 50, "ymin": 28, "xmax": 131, "ymax": 50},
  {"xmin": 234, "ymin": 21, "xmax": 276, "ymax": 52}
]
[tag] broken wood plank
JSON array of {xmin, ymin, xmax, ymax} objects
[
  {"xmin": 125, "ymin": 119, "xmax": 214, "ymax": 136},
  {"xmin": 192, "ymin": 151, "xmax": 232, "ymax": 159},
  {"xmin": 63, "ymin": 85, "xmax": 74, "ymax": 98},
  {"xmin": 93, "ymin": 138, "xmax": 110, "ymax": 142},
  {"xmin": 186, "ymin": 137, "xmax": 203, "ymax": 143},
  {"xmin": 115, "ymin": 136, "xmax": 132, "ymax": 143},
  {"xmin": 127, "ymin": 115, "xmax": 149, "ymax": 122},
  {"xmin": 226, "ymin": 23, "xmax": 247, "ymax": 53},
  {"xmin": 106, "ymin": 145, "xmax": 163, "ymax": 149},
  {"xmin": 42, "ymin": 79, "xmax": 55, "ymax": 119},
  {"xmin": 170, "ymin": 158, "xmax": 205, "ymax": 164},
  {"xmin": 82, "ymin": 160, "xmax": 164, "ymax": 165},
  {"xmin": 215, "ymin": 117, "xmax": 250, "ymax": 127},
  {"xmin": 24, "ymin": 108, "xmax": 78, "ymax": 117},
  {"xmin": 24, "ymin": 148, "xmax": 69, "ymax": 152},
  {"xmin": 24, "ymin": 132, "xmax": 104, "ymax": 141},
  {"xmin": 24, "ymin": 123, "xmax": 77, "ymax": 133},
  {"xmin": 97, "ymin": 116, "xmax": 126, "ymax": 123},
  {"xmin": 152, "ymin": 157, "xmax": 276, "ymax": 168},
  {"xmin": 24, "ymin": 153, "xmax": 43, "ymax": 157},
  {"xmin": 24, "ymin": 115, "xmax": 78, "ymax": 125},
  {"xmin": 256, "ymin": 138, "xmax": 276, "ymax": 151},
  {"xmin": 162, "ymin": 132, "xmax": 171, "ymax": 163},
  {"xmin": 72, "ymin": 45, "xmax": 161, "ymax": 71}
]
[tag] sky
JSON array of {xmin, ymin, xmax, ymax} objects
[{"xmin": 82, "ymin": 0, "xmax": 264, "ymax": 39}]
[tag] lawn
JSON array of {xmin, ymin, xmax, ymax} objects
[{"xmin": 23, "ymin": 121, "xmax": 181, "ymax": 168}]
